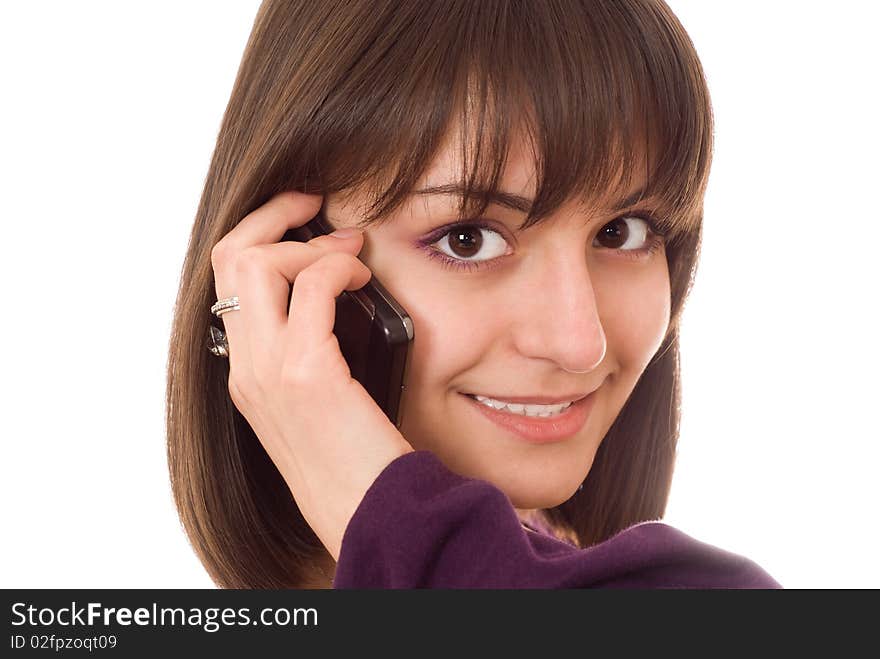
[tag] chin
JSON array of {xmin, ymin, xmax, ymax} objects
[
  {"xmin": 503, "ymin": 480, "xmax": 584, "ymax": 510},
  {"xmin": 495, "ymin": 454, "xmax": 596, "ymax": 510}
]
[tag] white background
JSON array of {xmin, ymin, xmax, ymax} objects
[{"xmin": 1, "ymin": 2, "xmax": 877, "ymax": 589}]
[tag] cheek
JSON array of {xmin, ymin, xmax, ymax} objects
[
  {"xmin": 598, "ymin": 263, "xmax": 671, "ymax": 370},
  {"xmin": 396, "ymin": 286, "xmax": 497, "ymax": 389}
]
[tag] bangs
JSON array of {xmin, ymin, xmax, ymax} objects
[{"xmin": 300, "ymin": 0, "xmax": 711, "ymax": 238}]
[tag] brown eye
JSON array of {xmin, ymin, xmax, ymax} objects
[
  {"xmin": 447, "ymin": 226, "xmax": 483, "ymax": 258},
  {"xmin": 429, "ymin": 224, "xmax": 511, "ymax": 265},
  {"xmin": 594, "ymin": 216, "xmax": 652, "ymax": 251}
]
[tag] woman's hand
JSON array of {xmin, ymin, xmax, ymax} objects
[{"xmin": 210, "ymin": 191, "xmax": 414, "ymax": 562}]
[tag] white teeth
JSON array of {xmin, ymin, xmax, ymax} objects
[{"xmin": 473, "ymin": 395, "xmax": 573, "ymax": 417}]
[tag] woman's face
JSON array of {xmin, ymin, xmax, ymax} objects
[{"xmin": 324, "ymin": 132, "xmax": 670, "ymax": 516}]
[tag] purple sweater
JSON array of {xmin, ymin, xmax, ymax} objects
[{"xmin": 333, "ymin": 450, "xmax": 782, "ymax": 589}]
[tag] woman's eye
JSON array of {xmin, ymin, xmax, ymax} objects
[
  {"xmin": 419, "ymin": 213, "xmax": 665, "ymax": 273},
  {"xmin": 593, "ymin": 215, "xmax": 665, "ymax": 257},
  {"xmin": 426, "ymin": 224, "xmax": 512, "ymax": 268}
]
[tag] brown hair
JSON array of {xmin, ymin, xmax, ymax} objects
[{"xmin": 166, "ymin": 0, "xmax": 712, "ymax": 587}]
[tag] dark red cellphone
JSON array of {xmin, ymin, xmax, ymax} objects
[{"xmin": 281, "ymin": 207, "xmax": 413, "ymax": 428}]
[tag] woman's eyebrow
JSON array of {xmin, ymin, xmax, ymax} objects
[
  {"xmin": 414, "ymin": 184, "xmax": 533, "ymax": 213},
  {"xmin": 413, "ymin": 183, "xmax": 650, "ymax": 214}
]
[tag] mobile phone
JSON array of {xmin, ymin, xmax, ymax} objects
[{"xmin": 280, "ymin": 207, "xmax": 413, "ymax": 428}]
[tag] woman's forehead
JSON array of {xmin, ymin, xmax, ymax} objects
[
  {"xmin": 342, "ymin": 110, "xmax": 661, "ymax": 228},
  {"xmin": 411, "ymin": 131, "xmax": 653, "ymax": 214}
]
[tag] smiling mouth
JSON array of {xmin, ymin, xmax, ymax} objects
[
  {"xmin": 461, "ymin": 393, "xmax": 574, "ymax": 414},
  {"xmin": 459, "ymin": 390, "xmax": 597, "ymax": 443},
  {"xmin": 459, "ymin": 389, "xmax": 596, "ymax": 406}
]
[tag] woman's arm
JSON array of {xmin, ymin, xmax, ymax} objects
[{"xmin": 333, "ymin": 450, "xmax": 782, "ymax": 589}]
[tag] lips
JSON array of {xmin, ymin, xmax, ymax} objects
[
  {"xmin": 467, "ymin": 394, "xmax": 573, "ymax": 416},
  {"xmin": 461, "ymin": 390, "xmax": 597, "ymax": 444},
  {"xmin": 461, "ymin": 392, "xmax": 591, "ymax": 405}
]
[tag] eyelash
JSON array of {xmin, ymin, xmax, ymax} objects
[{"xmin": 416, "ymin": 213, "xmax": 668, "ymax": 273}]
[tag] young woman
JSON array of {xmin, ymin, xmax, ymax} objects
[{"xmin": 166, "ymin": 0, "xmax": 781, "ymax": 588}]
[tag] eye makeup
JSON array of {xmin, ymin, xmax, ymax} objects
[{"xmin": 414, "ymin": 211, "xmax": 667, "ymax": 273}]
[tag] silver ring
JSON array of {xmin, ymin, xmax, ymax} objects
[
  {"xmin": 207, "ymin": 296, "xmax": 239, "ymax": 358},
  {"xmin": 211, "ymin": 295, "xmax": 240, "ymax": 318}
]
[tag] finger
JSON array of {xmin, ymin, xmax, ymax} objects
[
  {"xmin": 211, "ymin": 192, "xmax": 321, "ymax": 377},
  {"xmin": 212, "ymin": 191, "xmax": 323, "ymax": 267},
  {"xmin": 235, "ymin": 233, "xmax": 367, "ymax": 374},
  {"xmin": 211, "ymin": 191, "xmax": 322, "ymax": 346},
  {"xmin": 211, "ymin": 189, "xmax": 354, "ymax": 380},
  {"xmin": 285, "ymin": 251, "xmax": 372, "ymax": 377}
]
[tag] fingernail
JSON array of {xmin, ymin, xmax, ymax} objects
[{"xmin": 329, "ymin": 228, "xmax": 362, "ymax": 239}]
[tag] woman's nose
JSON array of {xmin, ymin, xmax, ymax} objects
[{"xmin": 512, "ymin": 251, "xmax": 607, "ymax": 374}]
